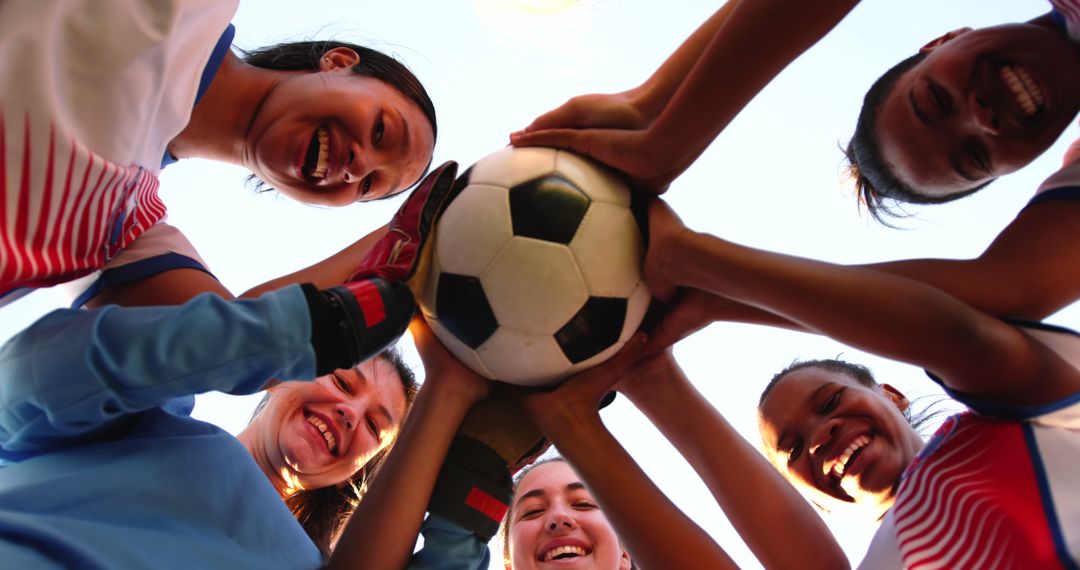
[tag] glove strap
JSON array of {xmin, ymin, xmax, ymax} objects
[
  {"xmin": 428, "ymin": 436, "xmax": 513, "ymax": 542},
  {"xmin": 301, "ymin": 280, "xmax": 414, "ymax": 375}
]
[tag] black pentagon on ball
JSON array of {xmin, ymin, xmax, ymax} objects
[
  {"xmin": 436, "ymin": 273, "xmax": 498, "ymax": 349},
  {"xmin": 508, "ymin": 175, "xmax": 590, "ymax": 244},
  {"xmin": 554, "ymin": 296, "xmax": 628, "ymax": 364}
]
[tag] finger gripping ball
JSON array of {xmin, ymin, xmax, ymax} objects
[{"xmin": 418, "ymin": 147, "xmax": 649, "ymax": 386}]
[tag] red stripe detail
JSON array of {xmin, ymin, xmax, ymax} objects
[
  {"xmin": 31, "ymin": 125, "xmax": 57, "ymax": 277},
  {"xmin": 894, "ymin": 416, "xmax": 1063, "ymax": 569},
  {"xmin": 348, "ymin": 280, "xmax": 387, "ymax": 326},
  {"xmin": 465, "ymin": 487, "xmax": 509, "ymax": 523}
]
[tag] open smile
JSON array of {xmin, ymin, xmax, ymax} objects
[
  {"xmin": 304, "ymin": 410, "xmax": 339, "ymax": 457},
  {"xmin": 823, "ymin": 433, "xmax": 872, "ymax": 485},
  {"xmin": 998, "ymin": 64, "xmax": 1045, "ymax": 118},
  {"xmin": 539, "ymin": 539, "xmax": 592, "ymax": 564},
  {"xmin": 302, "ymin": 125, "xmax": 331, "ymax": 182}
]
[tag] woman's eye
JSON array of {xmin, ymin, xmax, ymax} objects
[
  {"xmin": 572, "ymin": 501, "xmax": 597, "ymax": 510},
  {"xmin": 366, "ymin": 416, "xmax": 380, "ymax": 439},
  {"xmin": 968, "ymin": 141, "xmax": 992, "ymax": 174},
  {"xmin": 373, "ymin": 116, "xmax": 385, "ymax": 145},
  {"xmin": 520, "ymin": 509, "xmax": 543, "ymax": 521},
  {"xmin": 333, "ymin": 373, "xmax": 351, "ymax": 394},
  {"xmin": 361, "ymin": 176, "xmax": 373, "ymax": 196},
  {"xmin": 928, "ymin": 80, "xmax": 953, "ymax": 115},
  {"xmin": 787, "ymin": 441, "xmax": 804, "ymax": 464},
  {"xmin": 821, "ymin": 390, "xmax": 842, "ymax": 414}
]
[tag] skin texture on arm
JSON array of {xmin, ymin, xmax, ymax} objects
[
  {"xmin": 517, "ymin": 339, "xmax": 739, "ymax": 570},
  {"xmin": 511, "ymin": 0, "xmax": 860, "ymax": 190},
  {"xmin": 648, "ymin": 200, "xmax": 1080, "ymax": 351},
  {"xmin": 85, "ymin": 225, "xmax": 388, "ymax": 308},
  {"xmin": 646, "ymin": 199, "xmax": 1080, "ymax": 405},
  {"xmin": 327, "ymin": 319, "xmax": 489, "ymax": 570},
  {"xmin": 619, "ymin": 350, "xmax": 849, "ymax": 570}
]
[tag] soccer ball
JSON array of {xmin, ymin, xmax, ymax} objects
[{"xmin": 417, "ymin": 146, "xmax": 650, "ymax": 386}]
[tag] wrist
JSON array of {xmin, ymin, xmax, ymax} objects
[{"xmin": 533, "ymin": 402, "xmax": 604, "ymax": 443}]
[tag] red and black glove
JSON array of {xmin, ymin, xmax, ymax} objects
[
  {"xmin": 347, "ymin": 161, "xmax": 461, "ymax": 287},
  {"xmin": 300, "ymin": 278, "xmax": 414, "ymax": 375},
  {"xmin": 427, "ymin": 387, "xmax": 550, "ymax": 542}
]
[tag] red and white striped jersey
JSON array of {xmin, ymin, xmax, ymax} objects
[
  {"xmin": 860, "ymin": 322, "xmax": 1080, "ymax": 569},
  {"xmin": 0, "ymin": 0, "xmax": 237, "ymax": 305}
]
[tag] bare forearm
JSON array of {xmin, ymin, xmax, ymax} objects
[
  {"xmin": 863, "ymin": 203, "xmax": 1080, "ymax": 319},
  {"xmin": 624, "ymin": 372, "xmax": 848, "ymax": 570},
  {"xmin": 666, "ymin": 230, "xmax": 1009, "ymax": 378},
  {"xmin": 545, "ymin": 416, "xmax": 739, "ymax": 570},
  {"xmin": 328, "ymin": 378, "xmax": 475, "ymax": 570},
  {"xmin": 634, "ymin": 2, "xmax": 738, "ymax": 117},
  {"xmin": 241, "ymin": 225, "xmax": 388, "ymax": 298},
  {"xmin": 649, "ymin": 0, "xmax": 859, "ymax": 177}
]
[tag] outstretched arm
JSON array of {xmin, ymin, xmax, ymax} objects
[
  {"xmin": 0, "ymin": 287, "xmax": 315, "ymax": 455},
  {"xmin": 619, "ymin": 350, "xmax": 849, "ymax": 570},
  {"xmin": 512, "ymin": 0, "xmax": 859, "ymax": 190},
  {"xmin": 328, "ymin": 320, "xmax": 490, "ymax": 570},
  {"xmin": 517, "ymin": 338, "xmax": 739, "ymax": 570},
  {"xmin": 647, "ymin": 200, "xmax": 1080, "ymax": 354},
  {"xmin": 646, "ymin": 199, "xmax": 1080, "ymax": 405}
]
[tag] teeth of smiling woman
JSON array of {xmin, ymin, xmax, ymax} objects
[
  {"xmin": 543, "ymin": 545, "xmax": 587, "ymax": 562},
  {"xmin": 307, "ymin": 414, "xmax": 337, "ymax": 454},
  {"xmin": 1000, "ymin": 65, "xmax": 1045, "ymax": 116},
  {"xmin": 828, "ymin": 435, "xmax": 871, "ymax": 480},
  {"xmin": 312, "ymin": 126, "xmax": 329, "ymax": 179}
]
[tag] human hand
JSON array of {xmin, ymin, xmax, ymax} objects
[
  {"xmin": 410, "ymin": 317, "xmax": 490, "ymax": 405},
  {"xmin": 640, "ymin": 289, "xmax": 716, "ymax": 355},
  {"xmin": 514, "ymin": 333, "xmax": 647, "ymax": 437},
  {"xmin": 510, "ymin": 93, "xmax": 672, "ymax": 193},
  {"xmin": 513, "ymin": 91, "xmax": 652, "ymax": 138}
]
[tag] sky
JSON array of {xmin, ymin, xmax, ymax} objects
[{"xmin": 1, "ymin": 0, "xmax": 1077, "ymax": 567}]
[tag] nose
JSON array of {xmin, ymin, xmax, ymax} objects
[
  {"xmin": 809, "ymin": 420, "xmax": 839, "ymax": 457},
  {"xmin": 342, "ymin": 142, "xmax": 374, "ymax": 184},
  {"xmin": 333, "ymin": 400, "xmax": 360, "ymax": 432},
  {"xmin": 969, "ymin": 92, "xmax": 1000, "ymax": 136},
  {"xmin": 544, "ymin": 506, "xmax": 577, "ymax": 533}
]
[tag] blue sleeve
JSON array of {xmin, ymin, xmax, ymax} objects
[
  {"xmin": 0, "ymin": 286, "xmax": 316, "ymax": 455},
  {"xmin": 407, "ymin": 513, "xmax": 491, "ymax": 570}
]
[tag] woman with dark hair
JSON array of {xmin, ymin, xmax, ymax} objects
[
  {"xmin": 0, "ymin": 0, "xmax": 437, "ymax": 310},
  {"xmin": 0, "ymin": 286, "xmax": 490, "ymax": 568}
]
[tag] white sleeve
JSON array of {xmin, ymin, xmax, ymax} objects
[{"xmin": 0, "ymin": 0, "xmax": 239, "ymax": 172}]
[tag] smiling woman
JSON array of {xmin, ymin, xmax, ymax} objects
[
  {"xmin": 847, "ymin": 11, "xmax": 1080, "ymax": 216},
  {"xmin": 503, "ymin": 459, "xmax": 633, "ymax": 570},
  {"xmin": 233, "ymin": 41, "xmax": 438, "ymax": 206},
  {"xmin": 239, "ymin": 349, "xmax": 418, "ymax": 555},
  {"xmin": 0, "ymin": 0, "xmax": 437, "ymax": 311}
]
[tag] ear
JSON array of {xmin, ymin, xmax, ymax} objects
[
  {"xmin": 919, "ymin": 27, "xmax": 973, "ymax": 53},
  {"xmin": 319, "ymin": 46, "xmax": 361, "ymax": 71},
  {"xmin": 879, "ymin": 383, "xmax": 910, "ymax": 412},
  {"xmin": 618, "ymin": 548, "xmax": 632, "ymax": 570}
]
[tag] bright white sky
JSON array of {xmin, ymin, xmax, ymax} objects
[{"xmin": 2, "ymin": 0, "xmax": 1077, "ymax": 567}]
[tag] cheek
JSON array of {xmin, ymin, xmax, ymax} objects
[{"xmin": 509, "ymin": 521, "xmax": 539, "ymax": 565}]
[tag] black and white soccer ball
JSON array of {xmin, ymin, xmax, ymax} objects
[{"xmin": 417, "ymin": 146, "xmax": 650, "ymax": 386}]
